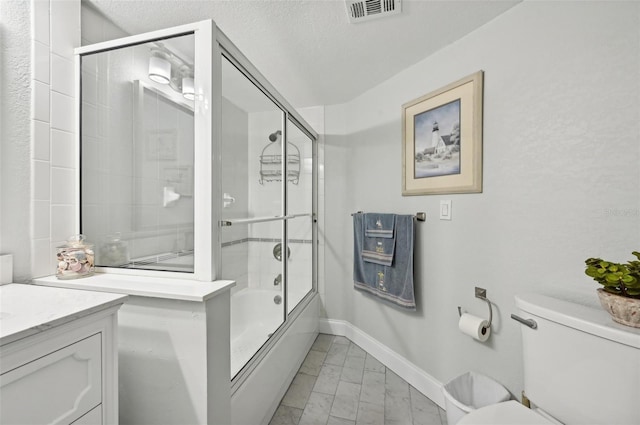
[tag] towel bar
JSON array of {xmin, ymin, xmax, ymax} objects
[{"xmin": 351, "ymin": 211, "xmax": 426, "ymax": 221}]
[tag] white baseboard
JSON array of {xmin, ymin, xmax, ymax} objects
[{"xmin": 319, "ymin": 318, "xmax": 445, "ymax": 408}]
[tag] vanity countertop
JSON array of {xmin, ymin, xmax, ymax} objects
[
  {"xmin": 34, "ymin": 274, "xmax": 235, "ymax": 302},
  {"xmin": 0, "ymin": 283, "xmax": 127, "ymax": 347}
]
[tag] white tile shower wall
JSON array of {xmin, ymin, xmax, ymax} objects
[
  {"xmin": 51, "ymin": 53, "xmax": 74, "ymax": 96},
  {"xmin": 29, "ymin": 0, "xmax": 81, "ymax": 278},
  {"xmin": 50, "ymin": 129, "xmax": 75, "ymax": 168},
  {"xmin": 32, "ymin": 80, "xmax": 50, "ymax": 122},
  {"xmin": 32, "ymin": 120, "xmax": 50, "ymax": 161},
  {"xmin": 223, "ymin": 243, "xmax": 249, "ymax": 296},
  {"xmin": 249, "ymin": 110, "xmax": 284, "ymax": 222},
  {"xmin": 29, "ymin": 1, "xmax": 50, "ymax": 279},
  {"xmin": 245, "ymin": 239, "xmax": 312, "ymax": 303},
  {"xmin": 220, "ymin": 97, "xmax": 249, "ymax": 290},
  {"xmin": 32, "ymin": 0, "xmax": 49, "ymax": 45},
  {"xmin": 247, "ymin": 111, "xmax": 315, "ymax": 235},
  {"xmin": 33, "ymin": 41, "xmax": 50, "ymax": 84},
  {"xmin": 246, "ymin": 107, "xmax": 323, "ymax": 298},
  {"xmin": 50, "ymin": 0, "xmax": 80, "ymax": 58},
  {"xmin": 247, "ymin": 240, "xmax": 282, "ymax": 290},
  {"xmin": 221, "ymin": 97, "xmax": 250, "ymax": 235}
]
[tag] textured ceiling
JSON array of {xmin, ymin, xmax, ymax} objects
[{"xmin": 87, "ymin": 0, "xmax": 520, "ymax": 108}]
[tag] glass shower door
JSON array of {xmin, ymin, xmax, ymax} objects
[{"xmin": 220, "ymin": 56, "xmax": 286, "ymax": 378}]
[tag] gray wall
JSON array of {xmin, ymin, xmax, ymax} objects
[{"xmin": 323, "ymin": 1, "xmax": 640, "ymax": 396}]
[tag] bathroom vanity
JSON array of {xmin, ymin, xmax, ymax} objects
[{"xmin": 0, "ymin": 284, "xmax": 127, "ymax": 425}]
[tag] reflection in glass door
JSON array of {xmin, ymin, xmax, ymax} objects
[{"xmin": 80, "ymin": 33, "xmax": 196, "ymax": 273}]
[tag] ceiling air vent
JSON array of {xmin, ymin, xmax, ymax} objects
[{"xmin": 345, "ymin": 0, "xmax": 401, "ymax": 24}]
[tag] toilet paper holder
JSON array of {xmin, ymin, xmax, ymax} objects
[{"xmin": 457, "ymin": 287, "xmax": 493, "ymax": 329}]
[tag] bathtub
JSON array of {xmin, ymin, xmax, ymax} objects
[
  {"xmin": 230, "ymin": 287, "xmax": 310, "ymax": 377},
  {"xmin": 122, "ymin": 250, "xmax": 308, "ymax": 378},
  {"xmin": 231, "ymin": 290, "xmax": 318, "ymax": 425},
  {"xmin": 231, "ymin": 288, "xmax": 283, "ymax": 377}
]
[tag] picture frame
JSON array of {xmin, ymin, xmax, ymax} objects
[{"xmin": 402, "ymin": 71, "xmax": 483, "ymax": 195}]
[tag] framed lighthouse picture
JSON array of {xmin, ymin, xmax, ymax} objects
[{"xmin": 402, "ymin": 71, "xmax": 483, "ymax": 195}]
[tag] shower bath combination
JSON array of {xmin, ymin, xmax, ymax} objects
[{"xmin": 74, "ymin": 19, "xmax": 319, "ymax": 425}]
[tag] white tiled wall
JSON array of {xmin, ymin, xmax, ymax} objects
[
  {"xmin": 220, "ymin": 97, "xmax": 250, "ymax": 292},
  {"xmin": 30, "ymin": 0, "xmax": 80, "ymax": 278},
  {"xmin": 245, "ymin": 108, "xmax": 321, "ymax": 303}
]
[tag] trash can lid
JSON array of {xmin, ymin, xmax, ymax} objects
[{"xmin": 457, "ymin": 401, "xmax": 553, "ymax": 425}]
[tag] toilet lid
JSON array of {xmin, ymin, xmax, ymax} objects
[{"xmin": 457, "ymin": 400, "xmax": 554, "ymax": 425}]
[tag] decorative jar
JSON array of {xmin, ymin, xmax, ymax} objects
[
  {"xmin": 99, "ymin": 233, "xmax": 129, "ymax": 267},
  {"xmin": 56, "ymin": 235, "xmax": 95, "ymax": 279}
]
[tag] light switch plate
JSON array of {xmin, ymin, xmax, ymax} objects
[{"xmin": 440, "ymin": 200, "xmax": 452, "ymax": 220}]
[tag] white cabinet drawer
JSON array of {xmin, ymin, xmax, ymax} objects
[
  {"xmin": 71, "ymin": 404, "xmax": 102, "ymax": 425},
  {"xmin": 0, "ymin": 333, "xmax": 102, "ymax": 425}
]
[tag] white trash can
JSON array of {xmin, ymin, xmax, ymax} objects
[{"xmin": 442, "ymin": 371, "xmax": 511, "ymax": 425}]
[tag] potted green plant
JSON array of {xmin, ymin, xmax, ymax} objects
[{"xmin": 585, "ymin": 251, "xmax": 640, "ymax": 328}]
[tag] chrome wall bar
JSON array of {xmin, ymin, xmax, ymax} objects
[
  {"xmin": 220, "ymin": 213, "xmax": 313, "ymax": 227},
  {"xmin": 351, "ymin": 211, "xmax": 426, "ymax": 222}
]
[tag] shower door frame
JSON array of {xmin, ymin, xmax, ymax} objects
[
  {"xmin": 219, "ymin": 34, "xmax": 319, "ymax": 388},
  {"xmin": 75, "ymin": 20, "xmax": 219, "ymax": 280}
]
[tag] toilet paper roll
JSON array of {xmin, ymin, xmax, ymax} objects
[{"xmin": 458, "ymin": 313, "xmax": 491, "ymax": 342}]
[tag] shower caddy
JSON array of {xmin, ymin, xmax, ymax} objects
[{"xmin": 259, "ymin": 138, "xmax": 301, "ymax": 185}]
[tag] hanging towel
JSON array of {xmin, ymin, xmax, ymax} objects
[
  {"xmin": 353, "ymin": 213, "xmax": 416, "ymax": 310},
  {"xmin": 362, "ymin": 213, "xmax": 396, "ymax": 266},
  {"xmin": 364, "ymin": 214, "xmax": 395, "ymax": 238},
  {"xmin": 362, "ymin": 237, "xmax": 395, "ymax": 266}
]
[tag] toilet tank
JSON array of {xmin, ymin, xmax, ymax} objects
[{"xmin": 515, "ymin": 293, "xmax": 640, "ymax": 425}]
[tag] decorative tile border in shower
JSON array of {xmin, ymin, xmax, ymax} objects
[{"xmin": 221, "ymin": 238, "xmax": 250, "ymax": 248}]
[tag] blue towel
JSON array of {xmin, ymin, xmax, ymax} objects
[
  {"xmin": 364, "ymin": 213, "xmax": 395, "ymax": 238},
  {"xmin": 362, "ymin": 213, "xmax": 396, "ymax": 266},
  {"xmin": 353, "ymin": 213, "xmax": 416, "ymax": 310},
  {"xmin": 362, "ymin": 237, "xmax": 395, "ymax": 266}
]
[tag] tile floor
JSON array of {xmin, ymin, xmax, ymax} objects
[{"xmin": 269, "ymin": 334, "xmax": 448, "ymax": 425}]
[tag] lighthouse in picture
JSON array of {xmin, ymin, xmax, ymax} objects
[{"xmin": 431, "ymin": 121, "xmax": 447, "ymax": 154}]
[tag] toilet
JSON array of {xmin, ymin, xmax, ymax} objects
[{"xmin": 459, "ymin": 292, "xmax": 640, "ymax": 425}]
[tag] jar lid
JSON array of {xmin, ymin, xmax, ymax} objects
[{"xmin": 57, "ymin": 234, "xmax": 93, "ymax": 249}]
